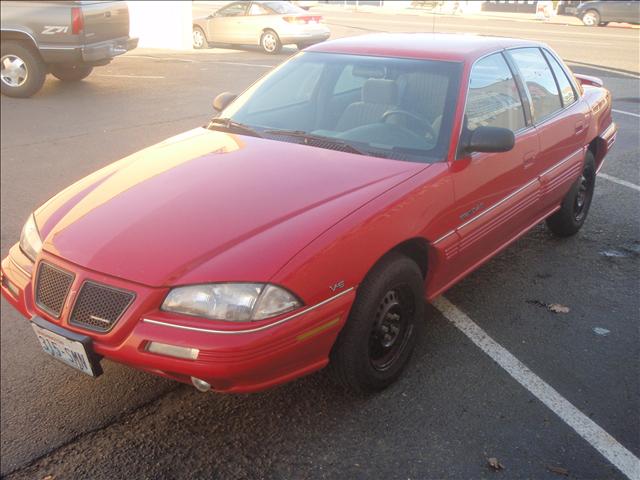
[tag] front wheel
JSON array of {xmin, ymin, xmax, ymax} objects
[
  {"xmin": 546, "ymin": 151, "xmax": 596, "ymax": 237},
  {"xmin": 193, "ymin": 26, "xmax": 207, "ymax": 49},
  {"xmin": 50, "ymin": 64, "xmax": 93, "ymax": 82},
  {"xmin": 330, "ymin": 252, "xmax": 424, "ymax": 394},
  {"xmin": 260, "ymin": 30, "xmax": 281, "ymax": 54},
  {"xmin": 582, "ymin": 9, "xmax": 601, "ymax": 26}
]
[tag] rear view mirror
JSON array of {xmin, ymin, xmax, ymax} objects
[
  {"xmin": 213, "ymin": 92, "xmax": 237, "ymax": 112},
  {"xmin": 463, "ymin": 126, "xmax": 515, "ymax": 154}
]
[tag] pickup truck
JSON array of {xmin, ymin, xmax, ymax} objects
[{"xmin": 1, "ymin": 1, "xmax": 138, "ymax": 98}]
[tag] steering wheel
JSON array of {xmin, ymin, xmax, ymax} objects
[{"xmin": 381, "ymin": 110, "xmax": 436, "ymax": 141}]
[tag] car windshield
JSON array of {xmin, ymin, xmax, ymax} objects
[{"xmin": 219, "ymin": 52, "xmax": 462, "ymax": 163}]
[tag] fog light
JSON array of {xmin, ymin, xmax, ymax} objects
[
  {"xmin": 146, "ymin": 342, "xmax": 199, "ymax": 360},
  {"xmin": 191, "ymin": 377, "xmax": 211, "ymax": 392},
  {"xmin": 2, "ymin": 277, "xmax": 20, "ymax": 298}
]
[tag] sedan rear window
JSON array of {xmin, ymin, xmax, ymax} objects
[{"xmin": 222, "ymin": 52, "xmax": 462, "ymax": 163}]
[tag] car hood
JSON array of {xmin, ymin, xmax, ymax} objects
[{"xmin": 36, "ymin": 128, "xmax": 425, "ymax": 287}]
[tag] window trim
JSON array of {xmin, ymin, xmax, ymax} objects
[
  {"xmin": 541, "ymin": 48, "xmax": 579, "ymax": 108},
  {"xmin": 455, "ymin": 50, "xmax": 531, "ymax": 160}
]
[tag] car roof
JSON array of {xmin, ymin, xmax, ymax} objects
[{"xmin": 307, "ymin": 33, "xmax": 543, "ymax": 63}]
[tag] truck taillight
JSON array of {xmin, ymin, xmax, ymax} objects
[{"xmin": 71, "ymin": 7, "xmax": 84, "ymax": 35}]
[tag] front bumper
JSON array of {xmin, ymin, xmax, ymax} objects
[{"xmin": 1, "ymin": 246, "xmax": 355, "ymax": 393}]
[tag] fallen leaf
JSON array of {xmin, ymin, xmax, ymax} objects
[
  {"xmin": 547, "ymin": 465, "xmax": 569, "ymax": 476},
  {"xmin": 548, "ymin": 303, "xmax": 570, "ymax": 314},
  {"xmin": 487, "ymin": 457, "xmax": 504, "ymax": 470},
  {"xmin": 593, "ymin": 327, "xmax": 610, "ymax": 336},
  {"xmin": 42, "ymin": 476, "xmax": 54, "ymax": 480}
]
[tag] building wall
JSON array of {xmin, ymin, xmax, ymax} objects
[{"xmin": 128, "ymin": 1, "xmax": 193, "ymax": 50}]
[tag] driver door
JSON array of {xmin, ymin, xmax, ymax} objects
[{"xmin": 208, "ymin": 2, "xmax": 249, "ymax": 44}]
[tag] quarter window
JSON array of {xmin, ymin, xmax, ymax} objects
[
  {"xmin": 465, "ymin": 53, "xmax": 526, "ymax": 132},
  {"xmin": 509, "ymin": 48, "xmax": 562, "ymax": 122},
  {"xmin": 543, "ymin": 50, "xmax": 577, "ymax": 106}
]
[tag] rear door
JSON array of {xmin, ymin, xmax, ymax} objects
[
  {"xmin": 507, "ymin": 47, "xmax": 588, "ymax": 213},
  {"xmin": 79, "ymin": 1, "xmax": 129, "ymax": 43},
  {"xmin": 447, "ymin": 52, "xmax": 539, "ymax": 279}
]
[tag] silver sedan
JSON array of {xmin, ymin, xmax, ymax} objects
[{"xmin": 193, "ymin": 1, "xmax": 331, "ymax": 53}]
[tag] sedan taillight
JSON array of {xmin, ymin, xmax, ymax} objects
[{"xmin": 283, "ymin": 15, "xmax": 323, "ymax": 24}]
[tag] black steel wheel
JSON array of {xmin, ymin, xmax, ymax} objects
[
  {"xmin": 330, "ymin": 252, "xmax": 424, "ymax": 393},
  {"xmin": 546, "ymin": 151, "xmax": 596, "ymax": 237}
]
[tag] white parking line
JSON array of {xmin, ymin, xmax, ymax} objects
[
  {"xmin": 612, "ymin": 109, "xmax": 640, "ymax": 118},
  {"xmin": 433, "ymin": 296, "xmax": 640, "ymax": 480},
  {"xmin": 599, "ymin": 173, "xmax": 640, "ymax": 192},
  {"xmin": 95, "ymin": 74, "xmax": 165, "ymax": 79}
]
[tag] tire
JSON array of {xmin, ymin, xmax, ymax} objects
[
  {"xmin": 50, "ymin": 64, "xmax": 93, "ymax": 82},
  {"xmin": 260, "ymin": 29, "xmax": 282, "ymax": 54},
  {"xmin": 193, "ymin": 26, "xmax": 207, "ymax": 49},
  {"xmin": 582, "ymin": 9, "xmax": 601, "ymax": 26},
  {"xmin": 296, "ymin": 42, "xmax": 316, "ymax": 50},
  {"xmin": 546, "ymin": 151, "xmax": 596, "ymax": 237},
  {"xmin": 0, "ymin": 41, "xmax": 46, "ymax": 98},
  {"xmin": 330, "ymin": 252, "xmax": 424, "ymax": 394}
]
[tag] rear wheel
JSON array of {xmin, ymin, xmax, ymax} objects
[
  {"xmin": 330, "ymin": 252, "xmax": 424, "ymax": 394},
  {"xmin": 0, "ymin": 41, "xmax": 46, "ymax": 98},
  {"xmin": 260, "ymin": 29, "xmax": 281, "ymax": 54},
  {"xmin": 193, "ymin": 26, "xmax": 207, "ymax": 49},
  {"xmin": 50, "ymin": 64, "xmax": 93, "ymax": 82},
  {"xmin": 546, "ymin": 151, "xmax": 596, "ymax": 237},
  {"xmin": 582, "ymin": 9, "xmax": 601, "ymax": 26}
]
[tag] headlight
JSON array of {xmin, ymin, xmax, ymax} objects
[
  {"xmin": 161, "ymin": 283, "xmax": 302, "ymax": 322},
  {"xmin": 19, "ymin": 214, "xmax": 42, "ymax": 262}
]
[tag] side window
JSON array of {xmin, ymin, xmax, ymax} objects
[
  {"xmin": 217, "ymin": 3, "xmax": 247, "ymax": 17},
  {"xmin": 543, "ymin": 50, "xmax": 577, "ymax": 107},
  {"xmin": 248, "ymin": 3, "xmax": 270, "ymax": 15},
  {"xmin": 465, "ymin": 53, "xmax": 526, "ymax": 132},
  {"xmin": 333, "ymin": 65, "xmax": 367, "ymax": 94},
  {"xmin": 509, "ymin": 48, "xmax": 562, "ymax": 122},
  {"xmin": 247, "ymin": 61, "xmax": 324, "ymax": 113}
]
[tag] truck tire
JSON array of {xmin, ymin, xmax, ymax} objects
[
  {"xmin": 0, "ymin": 41, "xmax": 46, "ymax": 98},
  {"xmin": 50, "ymin": 64, "xmax": 94, "ymax": 82}
]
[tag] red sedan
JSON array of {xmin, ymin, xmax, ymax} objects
[{"xmin": 1, "ymin": 34, "xmax": 616, "ymax": 394}]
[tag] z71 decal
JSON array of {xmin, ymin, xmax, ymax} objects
[{"xmin": 42, "ymin": 26, "xmax": 69, "ymax": 35}]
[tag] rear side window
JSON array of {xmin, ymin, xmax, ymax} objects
[
  {"xmin": 509, "ymin": 48, "xmax": 562, "ymax": 122},
  {"xmin": 465, "ymin": 53, "xmax": 526, "ymax": 132},
  {"xmin": 333, "ymin": 65, "xmax": 367, "ymax": 94},
  {"xmin": 543, "ymin": 50, "xmax": 577, "ymax": 107}
]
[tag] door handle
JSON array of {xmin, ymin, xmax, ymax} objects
[
  {"xmin": 575, "ymin": 121, "xmax": 586, "ymax": 135},
  {"xmin": 523, "ymin": 151, "xmax": 536, "ymax": 169}
]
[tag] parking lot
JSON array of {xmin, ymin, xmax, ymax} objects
[{"xmin": 1, "ymin": 8, "xmax": 639, "ymax": 480}]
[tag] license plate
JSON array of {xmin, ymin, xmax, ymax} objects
[{"xmin": 32, "ymin": 321, "xmax": 98, "ymax": 376}]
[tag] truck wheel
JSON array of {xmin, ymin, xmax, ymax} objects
[
  {"xmin": 546, "ymin": 151, "xmax": 596, "ymax": 237},
  {"xmin": 0, "ymin": 41, "xmax": 46, "ymax": 98},
  {"xmin": 50, "ymin": 64, "xmax": 94, "ymax": 82},
  {"xmin": 582, "ymin": 9, "xmax": 601, "ymax": 26},
  {"xmin": 330, "ymin": 252, "xmax": 424, "ymax": 394},
  {"xmin": 260, "ymin": 30, "xmax": 281, "ymax": 54}
]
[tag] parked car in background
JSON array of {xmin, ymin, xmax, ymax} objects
[
  {"xmin": 290, "ymin": 1, "xmax": 319, "ymax": 10},
  {"xmin": 0, "ymin": 1, "xmax": 137, "ymax": 98},
  {"xmin": 1, "ymin": 34, "xmax": 616, "ymax": 395},
  {"xmin": 192, "ymin": 0, "xmax": 330, "ymax": 53},
  {"xmin": 575, "ymin": 1, "xmax": 640, "ymax": 26}
]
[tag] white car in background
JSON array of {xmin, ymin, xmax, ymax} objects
[{"xmin": 192, "ymin": 0, "xmax": 330, "ymax": 53}]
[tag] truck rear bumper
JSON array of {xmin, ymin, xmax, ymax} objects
[{"xmin": 40, "ymin": 36, "xmax": 138, "ymax": 65}]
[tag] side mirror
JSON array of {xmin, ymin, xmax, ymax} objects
[
  {"xmin": 213, "ymin": 92, "xmax": 237, "ymax": 112},
  {"xmin": 463, "ymin": 126, "xmax": 515, "ymax": 154}
]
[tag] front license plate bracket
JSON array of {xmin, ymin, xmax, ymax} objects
[{"xmin": 31, "ymin": 316, "xmax": 103, "ymax": 377}]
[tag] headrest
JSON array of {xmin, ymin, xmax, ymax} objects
[{"xmin": 362, "ymin": 79, "xmax": 398, "ymax": 105}]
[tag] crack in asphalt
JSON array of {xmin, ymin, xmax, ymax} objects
[{"xmin": 2, "ymin": 384, "xmax": 185, "ymax": 478}]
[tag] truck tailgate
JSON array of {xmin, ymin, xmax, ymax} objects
[{"xmin": 80, "ymin": 1, "xmax": 129, "ymax": 43}]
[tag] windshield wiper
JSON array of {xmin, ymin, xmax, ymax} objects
[
  {"xmin": 208, "ymin": 118, "xmax": 263, "ymax": 138},
  {"xmin": 263, "ymin": 129, "xmax": 366, "ymax": 155}
]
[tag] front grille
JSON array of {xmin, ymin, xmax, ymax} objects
[
  {"xmin": 69, "ymin": 281, "xmax": 135, "ymax": 332},
  {"xmin": 35, "ymin": 263, "xmax": 74, "ymax": 318}
]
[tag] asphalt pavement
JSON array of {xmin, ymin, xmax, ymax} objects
[{"xmin": 1, "ymin": 9, "xmax": 638, "ymax": 480}]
